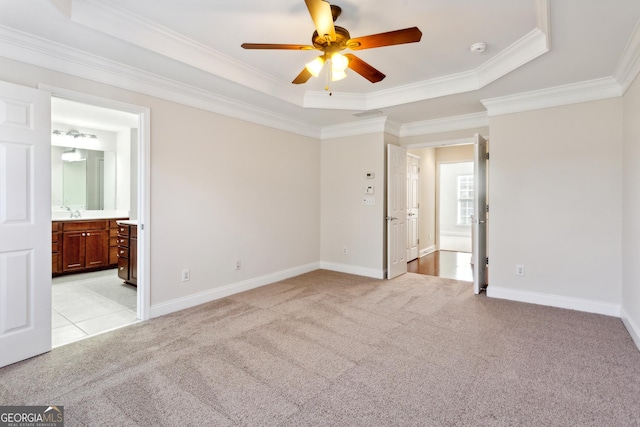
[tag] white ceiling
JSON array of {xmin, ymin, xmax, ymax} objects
[{"xmin": 1, "ymin": 0, "xmax": 640, "ymax": 132}]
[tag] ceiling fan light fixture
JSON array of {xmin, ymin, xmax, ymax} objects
[
  {"xmin": 331, "ymin": 52, "xmax": 349, "ymax": 73},
  {"xmin": 305, "ymin": 56, "xmax": 325, "ymax": 77},
  {"xmin": 331, "ymin": 69, "xmax": 347, "ymax": 81}
]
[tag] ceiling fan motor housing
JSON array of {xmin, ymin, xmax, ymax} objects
[{"xmin": 312, "ymin": 26, "xmax": 351, "ymax": 52}]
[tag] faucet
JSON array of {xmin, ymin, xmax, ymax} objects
[{"xmin": 72, "ymin": 210, "xmax": 81, "ymax": 219}]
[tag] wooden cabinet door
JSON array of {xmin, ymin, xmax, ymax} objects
[
  {"xmin": 62, "ymin": 231, "xmax": 85, "ymax": 272},
  {"xmin": 85, "ymin": 229, "xmax": 109, "ymax": 268},
  {"xmin": 129, "ymin": 236, "xmax": 138, "ymax": 286}
]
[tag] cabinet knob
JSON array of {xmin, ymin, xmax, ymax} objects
[
  {"xmin": 82, "ymin": 233, "xmax": 85, "ymax": 236},
  {"xmin": 87, "ymin": 232, "xmax": 91, "ymax": 236},
  {"xmin": 120, "ymin": 267, "xmax": 124, "ymax": 270}
]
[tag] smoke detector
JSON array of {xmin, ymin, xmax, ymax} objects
[{"xmin": 469, "ymin": 42, "xmax": 487, "ymax": 53}]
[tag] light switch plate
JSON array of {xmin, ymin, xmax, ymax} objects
[
  {"xmin": 363, "ymin": 197, "xmax": 375, "ymax": 206},
  {"xmin": 364, "ymin": 186, "xmax": 374, "ymax": 195}
]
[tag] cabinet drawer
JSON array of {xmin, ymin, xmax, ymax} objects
[
  {"xmin": 52, "ymin": 232, "xmax": 59, "ymax": 244},
  {"xmin": 52, "ymin": 222, "xmax": 61, "ymax": 232},
  {"xmin": 52, "ymin": 241, "xmax": 59, "ymax": 252},
  {"xmin": 118, "ymin": 226, "xmax": 129, "ymax": 236},
  {"xmin": 118, "ymin": 258, "xmax": 129, "ymax": 280},
  {"xmin": 117, "ymin": 247, "xmax": 129, "ymax": 259},
  {"xmin": 109, "ymin": 246, "xmax": 119, "ymax": 265},
  {"xmin": 62, "ymin": 220, "xmax": 107, "ymax": 231},
  {"xmin": 116, "ymin": 237, "xmax": 128, "ymax": 246}
]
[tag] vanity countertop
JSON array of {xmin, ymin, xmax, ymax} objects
[
  {"xmin": 117, "ymin": 219, "xmax": 138, "ymax": 226},
  {"xmin": 52, "ymin": 209, "xmax": 129, "ymax": 221}
]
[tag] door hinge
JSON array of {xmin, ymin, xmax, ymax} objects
[
  {"xmin": 417, "ymin": 238, "xmax": 420, "ymax": 244},
  {"xmin": 486, "ymin": 152, "xmax": 490, "ymax": 160},
  {"xmin": 141, "ymin": 224, "xmax": 144, "ymax": 231},
  {"xmin": 486, "ymin": 204, "xmax": 489, "ymax": 213},
  {"xmin": 486, "ymin": 257, "xmax": 489, "ymax": 265}
]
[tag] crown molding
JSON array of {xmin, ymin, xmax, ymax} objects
[
  {"xmin": 321, "ymin": 117, "xmax": 389, "ymax": 140},
  {"xmin": 481, "ymin": 77, "xmax": 622, "ymax": 117},
  {"xmin": 615, "ymin": 17, "xmax": 640, "ymax": 94},
  {"xmin": 65, "ymin": 0, "xmax": 303, "ymax": 106},
  {"xmin": 0, "ymin": 25, "xmax": 320, "ymax": 139},
  {"xmin": 404, "ymin": 137, "xmax": 476, "ymax": 149},
  {"xmin": 385, "ymin": 119, "xmax": 402, "ymax": 137},
  {"xmin": 400, "ymin": 112, "xmax": 489, "ymax": 138}
]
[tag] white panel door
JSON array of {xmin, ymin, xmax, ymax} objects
[
  {"xmin": 0, "ymin": 81, "xmax": 51, "ymax": 367},
  {"xmin": 407, "ymin": 154, "xmax": 420, "ymax": 262},
  {"xmin": 473, "ymin": 134, "xmax": 488, "ymax": 294},
  {"xmin": 387, "ymin": 144, "xmax": 407, "ymax": 279}
]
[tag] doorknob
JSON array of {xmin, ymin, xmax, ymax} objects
[{"xmin": 386, "ymin": 216, "xmax": 398, "ymax": 221}]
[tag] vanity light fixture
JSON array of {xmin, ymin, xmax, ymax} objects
[
  {"xmin": 61, "ymin": 148, "xmax": 85, "ymax": 162},
  {"xmin": 52, "ymin": 129, "xmax": 98, "ymax": 139}
]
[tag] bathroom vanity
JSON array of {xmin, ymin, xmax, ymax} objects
[{"xmin": 52, "ymin": 217, "xmax": 127, "ymax": 275}]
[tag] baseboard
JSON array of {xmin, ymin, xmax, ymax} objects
[
  {"xmin": 486, "ymin": 286, "xmax": 621, "ymax": 317},
  {"xmin": 621, "ymin": 307, "xmax": 640, "ymax": 352},
  {"xmin": 419, "ymin": 245, "xmax": 436, "ymax": 257},
  {"xmin": 149, "ymin": 262, "xmax": 320, "ymax": 318},
  {"xmin": 319, "ymin": 261, "xmax": 385, "ymax": 279}
]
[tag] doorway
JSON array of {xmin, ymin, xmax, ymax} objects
[
  {"xmin": 406, "ymin": 143, "xmax": 478, "ymax": 282},
  {"xmin": 48, "ymin": 87, "xmax": 150, "ymax": 346}
]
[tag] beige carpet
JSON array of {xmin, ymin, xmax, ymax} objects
[{"xmin": 1, "ymin": 270, "xmax": 639, "ymax": 426}]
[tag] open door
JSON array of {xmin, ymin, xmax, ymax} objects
[
  {"xmin": 406, "ymin": 154, "xmax": 420, "ymax": 262},
  {"xmin": 472, "ymin": 134, "xmax": 488, "ymax": 294},
  {"xmin": 0, "ymin": 81, "xmax": 52, "ymax": 367},
  {"xmin": 387, "ymin": 144, "xmax": 407, "ymax": 279}
]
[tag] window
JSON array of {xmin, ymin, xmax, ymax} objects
[{"xmin": 457, "ymin": 175, "xmax": 474, "ymax": 225}]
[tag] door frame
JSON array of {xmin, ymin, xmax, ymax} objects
[
  {"xmin": 41, "ymin": 85, "xmax": 151, "ymax": 321},
  {"xmin": 405, "ymin": 137, "xmax": 488, "ymax": 282}
]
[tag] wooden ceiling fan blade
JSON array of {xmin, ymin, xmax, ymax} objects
[
  {"xmin": 292, "ymin": 68, "xmax": 313, "ymax": 84},
  {"xmin": 348, "ymin": 27, "xmax": 422, "ymax": 50},
  {"xmin": 305, "ymin": 0, "xmax": 336, "ymax": 41},
  {"xmin": 345, "ymin": 54, "xmax": 385, "ymax": 83},
  {"xmin": 241, "ymin": 43, "xmax": 314, "ymax": 50}
]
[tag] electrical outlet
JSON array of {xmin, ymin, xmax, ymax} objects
[
  {"xmin": 516, "ymin": 265, "xmax": 525, "ymax": 276},
  {"xmin": 343, "ymin": 246, "xmax": 348, "ymax": 255},
  {"xmin": 235, "ymin": 259, "xmax": 241, "ymax": 271},
  {"xmin": 181, "ymin": 268, "xmax": 190, "ymax": 282},
  {"xmin": 363, "ymin": 197, "xmax": 375, "ymax": 206}
]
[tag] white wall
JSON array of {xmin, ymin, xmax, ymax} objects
[
  {"xmin": 321, "ymin": 133, "xmax": 385, "ymax": 278},
  {"xmin": 622, "ymin": 73, "xmax": 640, "ymax": 348},
  {"xmin": 0, "ymin": 57, "xmax": 321, "ymax": 312},
  {"xmin": 487, "ymin": 98, "xmax": 623, "ymax": 314}
]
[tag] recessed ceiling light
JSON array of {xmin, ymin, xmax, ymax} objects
[{"xmin": 469, "ymin": 42, "xmax": 487, "ymax": 54}]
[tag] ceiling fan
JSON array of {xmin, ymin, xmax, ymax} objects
[{"xmin": 241, "ymin": 0, "xmax": 422, "ymax": 86}]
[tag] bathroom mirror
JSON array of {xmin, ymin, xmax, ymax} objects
[{"xmin": 52, "ymin": 146, "xmax": 115, "ymax": 210}]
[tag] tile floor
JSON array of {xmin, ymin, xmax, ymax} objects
[{"xmin": 52, "ymin": 269, "xmax": 138, "ymax": 347}]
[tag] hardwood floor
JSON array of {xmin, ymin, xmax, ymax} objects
[{"xmin": 407, "ymin": 250, "xmax": 473, "ymax": 282}]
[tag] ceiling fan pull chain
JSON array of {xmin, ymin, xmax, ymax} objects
[{"xmin": 325, "ymin": 62, "xmax": 331, "ymax": 93}]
